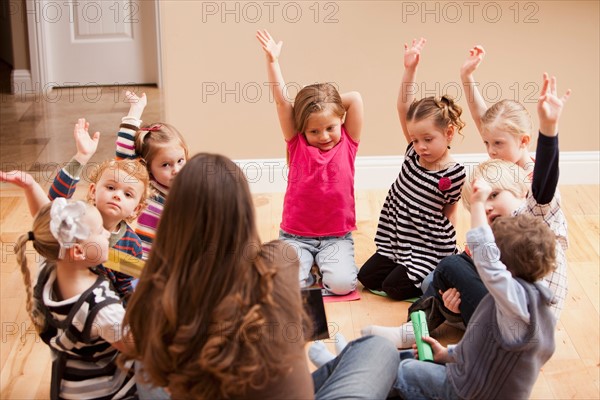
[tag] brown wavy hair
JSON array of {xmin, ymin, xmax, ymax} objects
[
  {"xmin": 491, "ymin": 214, "xmax": 556, "ymax": 282},
  {"xmin": 407, "ymin": 94, "xmax": 466, "ymax": 138},
  {"xmin": 122, "ymin": 153, "xmax": 308, "ymax": 398}
]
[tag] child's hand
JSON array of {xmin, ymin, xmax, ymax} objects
[
  {"xmin": 470, "ymin": 178, "xmax": 492, "ymax": 205},
  {"xmin": 125, "ymin": 91, "xmax": 147, "ymax": 121},
  {"xmin": 256, "ymin": 30, "xmax": 282, "ymax": 63},
  {"xmin": 537, "ymin": 73, "xmax": 571, "ymax": 137},
  {"xmin": 413, "ymin": 336, "xmax": 451, "ymax": 364},
  {"xmin": 403, "ymin": 38, "xmax": 426, "ymax": 70},
  {"xmin": 0, "ymin": 170, "xmax": 35, "ymax": 189},
  {"xmin": 73, "ymin": 118, "xmax": 100, "ymax": 165},
  {"xmin": 440, "ymin": 288, "xmax": 461, "ymax": 314},
  {"xmin": 460, "ymin": 45, "xmax": 485, "ymax": 78}
]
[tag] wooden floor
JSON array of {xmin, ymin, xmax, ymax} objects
[{"xmin": 1, "ymin": 88, "xmax": 599, "ymax": 399}]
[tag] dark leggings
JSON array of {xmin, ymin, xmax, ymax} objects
[
  {"xmin": 358, "ymin": 252, "xmax": 423, "ymax": 300},
  {"xmin": 432, "ymin": 252, "xmax": 489, "ymax": 324}
]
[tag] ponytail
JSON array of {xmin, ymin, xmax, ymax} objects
[{"xmin": 407, "ymin": 95, "xmax": 465, "ymax": 136}]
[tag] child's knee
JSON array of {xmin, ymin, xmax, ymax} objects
[{"xmin": 322, "ymin": 271, "xmax": 357, "ymax": 295}]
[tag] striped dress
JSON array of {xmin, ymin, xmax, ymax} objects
[
  {"xmin": 34, "ymin": 263, "xmax": 136, "ymax": 399},
  {"xmin": 374, "ymin": 143, "xmax": 466, "ymax": 286}
]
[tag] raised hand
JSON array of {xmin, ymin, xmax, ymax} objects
[
  {"xmin": 404, "ymin": 38, "xmax": 426, "ymax": 70},
  {"xmin": 0, "ymin": 170, "xmax": 35, "ymax": 189},
  {"xmin": 73, "ymin": 118, "xmax": 100, "ymax": 165},
  {"xmin": 461, "ymin": 45, "xmax": 485, "ymax": 78},
  {"xmin": 537, "ymin": 73, "xmax": 571, "ymax": 136},
  {"xmin": 125, "ymin": 90, "xmax": 147, "ymax": 121},
  {"xmin": 471, "ymin": 178, "xmax": 492, "ymax": 205},
  {"xmin": 256, "ymin": 29, "xmax": 282, "ymax": 63},
  {"xmin": 440, "ymin": 288, "xmax": 462, "ymax": 314}
]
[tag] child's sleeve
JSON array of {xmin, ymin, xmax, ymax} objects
[
  {"xmin": 531, "ymin": 132, "xmax": 559, "ymax": 205},
  {"xmin": 466, "ymin": 225, "xmax": 530, "ymax": 344},
  {"xmin": 115, "ymin": 117, "xmax": 142, "ymax": 160},
  {"xmin": 47, "ymin": 158, "xmax": 84, "ymax": 200},
  {"xmin": 92, "ymin": 302, "xmax": 126, "ymax": 344}
]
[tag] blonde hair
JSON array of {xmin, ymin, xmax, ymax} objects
[
  {"xmin": 481, "ymin": 99, "xmax": 532, "ymax": 139},
  {"xmin": 407, "ymin": 95, "xmax": 466, "ymax": 137},
  {"xmin": 135, "ymin": 123, "xmax": 189, "ymax": 173},
  {"xmin": 293, "ymin": 83, "xmax": 345, "ymax": 134},
  {"xmin": 86, "ymin": 158, "xmax": 150, "ymax": 221},
  {"xmin": 15, "ymin": 202, "xmax": 94, "ymax": 334},
  {"xmin": 462, "ymin": 159, "xmax": 529, "ymax": 211},
  {"xmin": 492, "ymin": 214, "xmax": 556, "ymax": 282}
]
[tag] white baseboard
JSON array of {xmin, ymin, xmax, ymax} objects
[
  {"xmin": 235, "ymin": 152, "xmax": 600, "ymax": 193},
  {"xmin": 11, "ymin": 69, "xmax": 33, "ymax": 94}
]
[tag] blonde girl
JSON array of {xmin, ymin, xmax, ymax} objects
[
  {"xmin": 16, "ymin": 199, "xmax": 136, "ymax": 398},
  {"xmin": 358, "ymin": 38, "xmax": 467, "ymax": 300},
  {"xmin": 461, "ymin": 45, "xmax": 535, "ymax": 173},
  {"xmin": 256, "ymin": 30, "xmax": 364, "ymax": 295},
  {"xmin": 116, "ymin": 91, "xmax": 189, "ymax": 259}
]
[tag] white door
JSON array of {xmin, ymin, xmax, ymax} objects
[{"xmin": 38, "ymin": 0, "xmax": 158, "ymax": 87}]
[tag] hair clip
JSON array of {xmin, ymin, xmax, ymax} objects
[{"xmin": 140, "ymin": 124, "xmax": 163, "ymax": 132}]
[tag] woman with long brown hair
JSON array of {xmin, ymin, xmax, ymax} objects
[{"xmin": 123, "ymin": 153, "xmax": 399, "ymax": 399}]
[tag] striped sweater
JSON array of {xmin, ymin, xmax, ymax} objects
[
  {"xmin": 116, "ymin": 120, "xmax": 167, "ymax": 260},
  {"xmin": 34, "ymin": 263, "xmax": 137, "ymax": 399}
]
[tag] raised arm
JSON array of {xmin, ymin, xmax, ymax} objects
[
  {"xmin": 398, "ymin": 38, "xmax": 426, "ymax": 144},
  {"xmin": 49, "ymin": 119, "xmax": 99, "ymax": 201},
  {"xmin": 116, "ymin": 91, "xmax": 147, "ymax": 160},
  {"xmin": 341, "ymin": 91, "xmax": 364, "ymax": 142},
  {"xmin": 460, "ymin": 45, "xmax": 488, "ymax": 134},
  {"xmin": 256, "ymin": 30, "xmax": 296, "ymax": 141},
  {"xmin": 0, "ymin": 171, "xmax": 49, "ymax": 216},
  {"xmin": 532, "ymin": 73, "xmax": 571, "ymax": 203}
]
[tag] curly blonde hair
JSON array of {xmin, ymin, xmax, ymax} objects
[{"xmin": 122, "ymin": 153, "xmax": 309, "ymax": 399}]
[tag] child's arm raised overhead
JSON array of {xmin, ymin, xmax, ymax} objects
[
  {"xmin": 341, "ymin": 91, "xmax": 364, "ymax": 142},
  {"xmin": 460, "ymin": 45, "xmax": 488, "ymax": 134},
  {"xmin": 116, "ymin": 91, "xmax": 147, "ymax": 160},
  {"xmin": 256, "ymin": 29, "xmax": 296, "ymax": 141},
  {"xmin": 532, "ymin": 73, "xmax": 571, "ymax": 204},
  {"xmin": 0, "ymin": 171, "xmax": 49, "ymax": 216},
  {"xmin": 397, "ymin": 38, "xmax": 426, "ymax": 144},
  {"xmin": 48, "ymin": 118, "xmax": 100, "ymax": 201}
]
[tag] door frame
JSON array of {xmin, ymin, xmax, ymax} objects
[{"xmin": 25, "ymin": 0, "xmax": 162, "ymax": 92}]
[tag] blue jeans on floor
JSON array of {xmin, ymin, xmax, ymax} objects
[
  {"xmin": 313, "ymin": 335, "xmax": 400, "ymax": 400},
  {"xmin": 391, "ymin": 351, "xmax": 459, "ymax": 400},
  {"xmin": 279, "ymin": 230, "xmax": 358, "ymax": 295},
  {"xmin": 138, "ymin": 336, "xmax": 399, "ymax": 400}
]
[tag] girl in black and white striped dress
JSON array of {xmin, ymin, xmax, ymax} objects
[{"xmin": 358, "ymin": 38, "xmax": 466, "ymax": 300}]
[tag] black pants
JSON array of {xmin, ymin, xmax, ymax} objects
[
  {"xmin": 432, "ymin": 252, "xmax": 489, "ymax": 324},
  {"xmin": 358, "ymin": 252, "xmax": 423, "ymax": 300}
]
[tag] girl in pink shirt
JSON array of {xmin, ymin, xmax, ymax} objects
[{"xmin": 256, "ymin": 30, "xmax": 364, "ymax": 295}]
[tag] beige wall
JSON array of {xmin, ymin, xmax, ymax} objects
[
  {"xmin": 160, "ymin": 1, "xmax": 599, "ymax": 159},
  {"xmin": 10, "ymin": 0, "xmax": 30, "ymax": 70}
]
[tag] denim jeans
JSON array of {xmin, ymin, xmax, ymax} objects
[
  {"xmin": 279, "ymin": 230, "xmax": 358, "ymax": 295},
  {"xmin": 391, "ymin": 351, "xmax": 459, "ymax": 400},
  {"xmin": 313, "ymin": 335, "xmax": 400, "ymax": 400},
  {"xmin": 138, "ymin": 336, "xmax": 399, "ymax": 400}
]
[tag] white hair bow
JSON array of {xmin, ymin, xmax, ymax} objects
[{"xmin": 50, "ymin": 198, "xmax": 90, "ymax": 259}]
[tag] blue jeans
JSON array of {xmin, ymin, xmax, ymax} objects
[
  {"xmin": 138, "ymin": 336, "xmax": 399, "ymax": 400},
  {"xmin": 313, "ymin": 336, "xmax": 400, "ymax": 400},
  {"xmin": 279, "ymin": 230, "xmax": 358, "ymax": 295},
  {"xmin": 391, "ymin": 351, "xmax": 459, "ymax": 400}
]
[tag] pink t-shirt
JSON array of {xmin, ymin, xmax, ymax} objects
[{"xmin": 281, "ymin": 125, "xmax": 358, "ymax": 237}]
